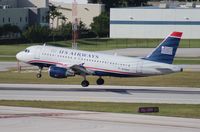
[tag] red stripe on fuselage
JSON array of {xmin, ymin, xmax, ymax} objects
[{"xmin": 28, "ymin": 60, "xmax": 135, "ymax": 75}]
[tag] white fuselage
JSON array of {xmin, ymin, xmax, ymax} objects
[{"xmin": 16, "ymin": 45, "xmax": 182, "ymax": 77}]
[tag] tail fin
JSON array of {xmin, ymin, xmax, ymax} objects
[{"xmin": 146, "ymin": 32, "xmax": 182, "ymax": 64}]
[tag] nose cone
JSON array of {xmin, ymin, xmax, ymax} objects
[
  {"xmin": 16, "ymin": 52, "xmax": 20, "ymax": 61},
  {"xmin": 16, "ymin": 52, "xmax": 23, "ymax": 61}
]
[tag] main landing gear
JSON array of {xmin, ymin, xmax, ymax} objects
[
  {"xmin": 96, "ymin": 77, "xmax": 104, "ymax": 85},
  {"xmin": 36, "ymin": 67, "xmax": 43, "ymax": 78},
  {"xmin": 81, "ymin": 76, "xmax": 105, "ymax": 87},
  {"xmin": 81, "ymin": 80, "xmax": 90, "ymax": 87},
  {"xmin": 81, "ymin": 75, "xmax": 89, "ymax": 87}
]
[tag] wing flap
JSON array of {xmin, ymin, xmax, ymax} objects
[
  {"xmin": 56, "ymin": 62, "xmax": 93, "ymax": 75},
  {"xmin": 71, "ymin": 64, "xmax": 93, "ymax": 75}
]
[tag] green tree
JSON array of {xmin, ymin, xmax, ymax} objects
[
  {"xmin": 90, "ymin": 12, "xmax": 109, "ymax": 37},
  {"xmin": 23, "ymin": 25, "xmax": 50, "ymax": 43},
  {"xmin": 52, "ymin": 22, "xmax": 72, "ymax": 40},
  {"xmin": 48, "ymin": 3, "xmax": 63, "ymax": 28},
  {"xmin": 10, "ymin": 25, "xmax": 21, "ymax": 33},
  {"xmin": 51, "ymin": 21, "xmax": 94, "ymax": 40},
  {"xmin": 0, "ymin": 24, "xmax": 21, "ymax": 38},
  {"xmin": 78, "ymin": 21, "xmax": 94, "ymax": 38},
  {"xmin": 0, "ymin": 27, "xmax": 3, "ymax": 36}
]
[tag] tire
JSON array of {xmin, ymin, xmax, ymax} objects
[
  {"xmin": 96, "ymin": 78, "xmax": 104, "ymax": 85},
  {"xmin": 36, "ymin": 73, "xmax": 42, "ymax": 78},
  {"xmin": 81, "ymin": 80, "xmax": 89, "ymax": 87}
]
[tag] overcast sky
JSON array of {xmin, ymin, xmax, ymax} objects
[{"xmin": 51, "ymin": 0, "xmax": 88, "ymax": 4}]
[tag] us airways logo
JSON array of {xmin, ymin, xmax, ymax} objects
[
  {"xmin": 161, "ymin": 46, "xmax": 173, "ymax": 55},
  {"xmin": 59, "ymin": 50, "xmax": 99, "ymax": 59}
]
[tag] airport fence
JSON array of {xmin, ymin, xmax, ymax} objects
[{"xmin": 77, "ymin": 38, "xmax": 200, "ymax": 48}]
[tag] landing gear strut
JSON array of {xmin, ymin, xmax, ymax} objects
[
  {"xmin": 96, "ymin": 77, "xmax": 104, "ymax": 85},
  {"xmin": 81, "ymin": 75, "xmax": 89, "ymax": 87},
  {"xmin": 36, "ymin": 67, "xmax": 43, "ymax": 78}
]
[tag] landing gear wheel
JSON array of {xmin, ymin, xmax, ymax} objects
[
  {"xmin": 96, "ymin": 78, "xmax": 104, "ymax": 85},
  {"xmin": 81, "ymin": 80, "xmax": 89, "ymax": 87},
  {"xmin": 36, "ymin": 73, "xmax": 42, "ymax": 78},
  {"xmin": 36, "ymin": 66, "xmax": 43, "ymax": 78}
]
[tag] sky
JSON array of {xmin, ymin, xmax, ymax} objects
[{"xmin": 51, "ymin": 0, "xmax": 88, "ymax": 4}]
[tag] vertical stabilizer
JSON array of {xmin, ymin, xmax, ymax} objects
[{"xmin": 146, "ymin": 32, "xmax": 182, "ymax": 64}]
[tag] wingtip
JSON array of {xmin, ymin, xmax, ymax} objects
[{"xmin": 170, "ymin": 32, "xmax": 183, "ymax": 38}]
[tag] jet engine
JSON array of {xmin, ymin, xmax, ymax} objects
[{"xmin": 49, "ymin": 66, "xmax": 75, "ymax": 78}]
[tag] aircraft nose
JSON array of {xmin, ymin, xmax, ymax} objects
[{"xmin": 16, "ymin": 52, "xmax": 22, "ymax": 61}]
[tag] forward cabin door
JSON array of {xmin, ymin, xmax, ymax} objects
[{"xmin": 34, "ymin": 46, "xmax": 43, "ymax": 60}]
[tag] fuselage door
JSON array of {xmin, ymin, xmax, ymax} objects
[
  {"xmin": 34, "ymin": 47, "xmax": 42, "ymax": 59},
  {"xmin": 136, "ymin": 60, "xmax": 143, "ymax": 73}
]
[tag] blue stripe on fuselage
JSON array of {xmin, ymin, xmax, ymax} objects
[
  {"xmin": 30, "ymin": 62, "xmax": 142, "ymax": 77},
  {"xmin": 94, "ymin": 71, "xmax": 144, "ymax": 77}
]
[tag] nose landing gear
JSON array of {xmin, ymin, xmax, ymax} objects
[
  {"xmin": 36, "ymin": 73, "xmax": 42, "ymax": 78},
  {"xmin": 36, "ymin": 67, "xmax": 43, "ymax": 78}
]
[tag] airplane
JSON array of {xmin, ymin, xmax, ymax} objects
[{"xmin": 16, "ymin": 31, "xmax": 183, "ymax": 87}]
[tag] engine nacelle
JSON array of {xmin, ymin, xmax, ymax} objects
[{"xmin": 49, "ymin": 66, "xmax": 74, "ymax": 78}]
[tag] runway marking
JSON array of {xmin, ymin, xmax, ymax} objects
[
  {"xmin": 0, "ymin": 112, "xmax": 100, "ymax": 119},
  {"xmin": 0, "ymin": 112, "xmax": 200, "ymax": 129},
  {"xmin": 0, "ymin": 113, "xmax": 64, "ymax": 119},
  {"xmin": 51, "ymin": 115, "xmax": 200, "ymax": 130},
  {"xmin": 0, "ymin": 87, "xmax": 200, "ymax": 95}
]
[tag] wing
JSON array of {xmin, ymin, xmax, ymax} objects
[
  {"xmin": 71, "ymin": 64, "xmax": 94, "ymax": 75},
  {"xmin": 56, "ymin": 62, "xmax": 94, "ymax": 75}
]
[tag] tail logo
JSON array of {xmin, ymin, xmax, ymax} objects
[{"xmin": 161, "ymin": 46, "xmax": 173, "ymax": 55}]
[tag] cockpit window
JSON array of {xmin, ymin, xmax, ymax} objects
[{"xmin": 24, "ymin": 49, "xmax": 30, "ymax": 53}]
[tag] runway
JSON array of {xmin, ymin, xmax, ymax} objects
[
  {"xmin": 0, "ymin": 62, "xmax": 31, "ymax": 71},
  {"xmin": 0, "ymin": 106, "xmax": 200, "ymax": 132},
  {"xmin": 0, "ymin": 84, "xmax": 200, "ymax": 104}
]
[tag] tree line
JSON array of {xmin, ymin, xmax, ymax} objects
[
  {"xmin": 0, "ymin": 0, "xmax": 148, "ymax": 43},
  {"xmin": 0, "ymin": 24, "xmax": 21, "ymax": 37}
]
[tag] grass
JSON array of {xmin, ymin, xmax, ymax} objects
[
  {"xmin": 0, "ymin": 100, "xmax": 199, "ymax": 119},
  {"xmin": 0, "ymin": 44, "xmax": 30, "ymax": 55},
  {"xmin": 0, "ymin": 57, "xmax": 17, "ymax": 61},
  {"xmin": 0, "ymin": 71, "xmax": 200, "ymax": 87},
  {"xmin": 0, "ymin": 38, "xmax": 200, "ymax": 55},
  {"xmin": 173, "ymin": 58, "xmax": 200, "ymax": 64}
]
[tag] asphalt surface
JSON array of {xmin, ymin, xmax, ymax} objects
[
  {"xmin": 0, "ymin": 84, "xmax": 199, "ymax": 104},
  {"xmin": 0, "ymin": 106, "xmax": 200, "ymax": 132},
  {"xmin": 0, "ymin": 62, "xmax": 35, "ymax": 71}
]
